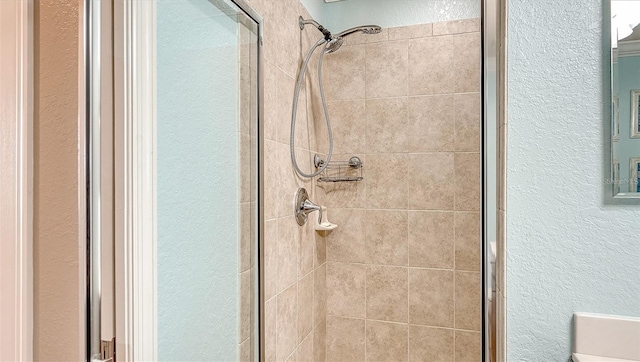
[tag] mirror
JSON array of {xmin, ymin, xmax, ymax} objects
[{"xmin": 611, "ymin": 0, "xmax": 640, "ymax": 197}]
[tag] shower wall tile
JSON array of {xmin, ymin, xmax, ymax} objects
[
  {"xmin": 327, "ymin": 208, "xmax": 367, "ymax": 263},
  {"xmin": 314, "ymin": 264, "xmax": 327, "ymax": 327},
  {"xmin": 366, "ymin": 154, "xmax": 408, "ymax": 209},
  {"xmin": 313, "ymin": 319, "xmax": 327, "ymax": 361},
  {"xmin": 365, "ymin": 40, "xmax": 408, "ymax": 98},
  {"xmin": 454, "ymin": 212, "xmax": 481, "ymax": 271},
  {"xmin": 264, "ymin": 219, "xmax": 278, "ymax": 301},
  {"xmin": 298, "ymin": 272, "xmax": 315, "ymax": 343},
  {"xmin": 297, "ymin": 332, "xmax": 314, "ymax": 362},
  {"xmin": 408, "ymin": 269, "xmax": 455, "ymax": 328},
  {"xmin": 454, "ymin": 92, "xmax": 481, "ymax": 152},
  {"xmin": 453, "ymin": 32, "xmax": 481, "ymax": 93},
  {"xmin": 321, "ymin": 100, "xmax": 367, "ymax": 155},
  {"xmin": 454, "ymin": 152, "xmax": 481, "ymax": 211},
  {"xmin": 389, "ymin": 23, "xmax": 433, "ymax": 40},
  {"xmin": 264, "ymin": 140, "xmax": 280, "ymax": 220},
  {"xmin": 265, "ymin": 297, "xmax": 277, "ymax": 362},
  {"xmin": 278, "ymin": 217, "xmax": 299, "ymax": 293},
  {"xmin": 276, "ymin": 283, "xmax": 298, "ymax": 361},
  {"xmin": 408, "ymin": 35, "xmax": 454, "ymax": 95},
  {"xmin": 366, "ymin": 265, "xmax": 408, "ymax": 322},
  {"xmin": 240, "ymin": 202, "xmax": 252, "ymax": 272},
  {"xmin": 454, "ymin": 330, "xmax": 482, "ymax": 362},
  {"xmin": 327, "ymin": 262, "xmax": 366, "ymax": 318},
  {"xmin": 263, "ymin": 60, "xmax": 278, "ymax": 141},
  {"xmin": 365, "ymin": 97, "xmax": 408, "ymax": 153},
  {"xmin": 364, "ymin": 210, "xmax": 409, "ymax": 266},
  {"xmin": 408, "ymin": 211, "xmax": 454, "ymax": 269},
  {"xmin": 407, "ymin": 153, "xmax": 455, "ymax": 210},
  {"xmin": 455, "ymin": 271, "xmax": 482, "ymax": 331},
  {"xmin": 327, "ymin": 317, "xmax": 366, "ymax": 362},
  {"xmin": 407, "ymin": 94, "xmax": 454, "ymax": 152},
  {"xmin": 324, "ymin": 44, "xmax": 366, "ymax": 101},
  {"xmin": 276, "ymin": 69, "xmax": 296, "ymax": 145},
  {"xmin": 365, "ymin": 321, "xmax": 409, "ymax": 362},
  {"xmin": 240, "ymin": 270, "xmax": 252, "ymax": 342},
  {"xmin": 299, "ymin": 221, "xmax": 316, "ymax": 277},
  {"xmin": 409, "ymin": 325, "xmax": 454, "ymax": 362},
  {"xmin": 433, "ymin": 18, "xmax": 481, "ymax": 36}
]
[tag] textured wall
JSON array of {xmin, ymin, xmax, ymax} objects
[
  {"xmin": 33, "ymin": 0, "xmax": 83, "ymax": 360},
  {"xmin": 507, "ymin": 0, "xmax": 640, "ymax": 360},
  {"xmin": 320, "ymin": 19, "xmax": 482, "ymax": 362},
  {"xmin": 324, "ymin": 0, "xmax": 480, "ymax": 33},
  {"xmin": 156, "ymin": 1, "xmax": 241, "ymax": 360}
]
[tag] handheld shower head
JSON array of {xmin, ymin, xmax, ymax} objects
[
  {"xmin": 324, "ymin": 37, "xmax": 344, "ymax": 53},
  {"xmin": 335, "ymin": 25, "xmax": 383, "ymax": 38}
]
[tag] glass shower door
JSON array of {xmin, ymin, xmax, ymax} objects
[{"xmin": 155, "ymin": 0, "xmax": 259, "ymax": 360}]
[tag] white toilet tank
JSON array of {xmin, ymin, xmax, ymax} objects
[{"xmin": 573, "ymin": 313, "xmax": 640, "ymax": 362}]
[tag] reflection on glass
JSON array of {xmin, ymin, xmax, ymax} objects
[{"xmin": 611, "ymin": 0, "xmax": 640, "ymax": 196}]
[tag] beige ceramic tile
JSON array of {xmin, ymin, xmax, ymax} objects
[
  {"xmin": 324, "ymin": 44, "xmax": 366, "ymax": 101},
  {"xmin": 433, "ymin": 18, "xmax": 481, "ymax": 36},
  {"xmin": 407, "ymin": 95, "xmax": 455, "ymax": 152},
  {"xmin": 409, "ymin": 269, "xmax": 454, "ymax": 327},
  {"xmin": 299, "ymin": 221, "xmax": 315, "ymax": 278},
  {"xmin": 327, "ymin": 208, "xmax": 366, "ymax": 263},
  {"xmin": 409, "ymin": 325, "xmax": 454, "ymax": 362},
  {"xmin": 365, "ymin": 321, "xmax": 408, "ymax": 362},
  {"xmin": 240, "ymin": 202, "xmax": 251, "ymax": 272},
  {"xmin": 345, "ymin": 28, "xmax": 389, "ymax": 45},
  {"xmin": 453, "ymin": 32, "xmax": 481, "ymax": 93},
  {"xmin": 366, "ymin": 265, "xmax": 408, "ymax": 322},
  {"xmin": 239, "ymin": 62, "xmax": 252, "ymax": 136},
  {"xmin": 274, "ymin": 0, "xmax": 300, "ymax": 78},
  {"xmin": 264, "ymin": 219, "xmax": 278, "ymax": 301},
  {"xmin": 454, "ymin": 331, "xmax": 481, "ymax": 362},
  {"xmin": 297, "ymin": 330, "xmax": 314, "ymax": 362},
  {"xmin": 455, "ymin": 272, "xmax": 481, "ymax": 331},
  {"xmin": 264, "ymin": 140, "xmax": 280, "ymax": 220},
  {"xmin": 454, "ymin": 93, "xmax": 481, "ymax": 152},
  {"xmin": 408, "ymin": 153, "xmax": 455, "ymax": 210},
  {"xmin": 240, "ymin": 337, "xmax": 251, "ymax": 362},
  {"xmin": 365, "ymin": 97, "xmax": 408, "ymax": 153},
  {"xmin": 314, "ymin": 264, "xmax": 327, "ymax": 327},
  {"xmin": 366, "ymin": 154, "xmax": 408, "ymax": 209},
  {"xmin": 326, "ymin": 317, "xmax": 365, "ymax": 362},
  {"xmin": 265, "ymin": 297, "xmax": 277, "ymax": 362},
  {"xmin": 365, "ymin": 210, "xmax": 409, "ymax": 266},
  {"xmin": 240, "ymin": 270, "xmax": 251, "ymax": 342},
  {"xmin": 278, "ymin": 217, "xmax": 299, "ymax": 293},
  {"xmin": 389, "ymin": 23, "xmax": 433, "ymax": 40},
  {"xmin": 408, "ymin": 36, "xmax": 454, "ymax": 95},
  {"xmin": 366, "ymin": 41, "xmax": 408, "ymax": 98},
  {"xmin": 277, "ymin": 145, "xmax": 311, "ymax": 218},
  {"xmin": 327, "ymin": 262, "xmax": 366, "ymax": 318},
  {"xmin": 276, "ymin": 69, "xmax": 296, "ymax": 145},
  {"xmin": 454, "ymin": 153, "xmax": 481, "ymax": 211},
  {"xmin": 313, "ymin": 320, "xmax": 327, "ymax": 362},
  {"xmin": 315, "ymin": 229, "xmax": 327, "ymax": 268},
  {"xmin": 263, "ymin": 60, "xmax": 278, "ymax": 142},
  {"xmin": 408, "ymin": 211, "xmax": 454, "ymax": 269},
  {"xmin": 277, "ymin": 284, "xmax": 298, "ymax": 361},
  {"xmin": 317, "ymin": 100, "xmax": 366, "ymax": 154},
  {"xmin": 454, "ymin": 212, "xmax": 480, "ymax": 272},
  {"xmin": 298, "ymin": 273, "xmax": 315, "ymax": 344}
]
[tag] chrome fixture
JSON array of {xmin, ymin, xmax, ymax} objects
[
  {"xmin": 314, "ymin": 154, "xmax": 364, "ymax": 182},
  {"xmin": 290, "ymin": 18, "xmax": 381, "ymax": 178},
  {"xmin": 294, "ymin": 188, "xmax": 322, "ymax": 226}
]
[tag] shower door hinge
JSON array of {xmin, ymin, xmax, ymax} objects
[{"xmin": 100, "ymin": 338, "xmax": 115, "ymax": 362}]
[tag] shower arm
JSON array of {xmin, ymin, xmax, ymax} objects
[{"xmin": 299, "ymin": 16, "xmax": 332, "ymax": 40}]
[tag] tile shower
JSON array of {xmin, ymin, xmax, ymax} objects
[{"xmin": 246, "ymin": 0, "xmax": 481, "ymax": 361}]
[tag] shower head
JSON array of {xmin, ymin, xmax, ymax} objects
[
  {"xmin": 324, "ymin": 37, "xmax": 344, "ymax": 53},
  {"xmin": 335, "ymin": 25, "xmax": 383, "ymax": 38}
]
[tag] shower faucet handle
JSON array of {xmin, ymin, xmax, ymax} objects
[{"xmin": 294, "ymin": 188, "xmax": 322, "ymax": 226}]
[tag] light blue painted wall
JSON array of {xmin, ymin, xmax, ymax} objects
[
  {"xmin": 507, "ymin": 0, "xmax": 640, "ymax": 360},
  {"xmin": 157, "ymin": 0, "xmax": 240, "ymax": 360},
  {"xmin": 615, "ymin": 56, "xmax": 640, "ymax": 192},
  {"xmin": 324, "ymin": 0, "xmax": 480, "ymax": 32},
  {"xmin": 300, "ymin": 0, "xmax": 326, "ymax": 25}
]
